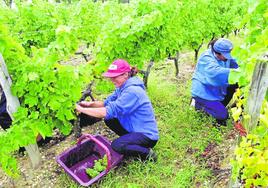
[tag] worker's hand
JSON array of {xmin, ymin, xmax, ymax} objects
[
  {"xmin": 231, "ymin": 68, "xmax": 241, "ymax": 72},
  {"xmin": 230, "ymin": 58, "xmax": 239, "ymax": 69},
  {"xmin": 78, "ymin": 101, "xmax": 94, "ymax": 107},
  {"xmin": 75, "ymin": 104, "xmax": 84, "ymax": 114}
]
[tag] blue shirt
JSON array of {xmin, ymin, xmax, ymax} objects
[
  {"xmin": 191, "ymin": 49, "xmax": 238, "ymax": 101},
  {"xmin": 104, "ymin": 76, "xmax": 159, "ymax": 140}
]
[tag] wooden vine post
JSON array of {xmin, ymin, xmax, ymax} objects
[
  {"xmin": 229, "ymin": 55, "xmax": 268, "ymax": 188},
  {"xmin": 243, "ymin": 56, "xmax": 268, "ymax": 132},
  {"xmin": 0, "ymin": 54, "xmax": 41, "ymax": 169}
]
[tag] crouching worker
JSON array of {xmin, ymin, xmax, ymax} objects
[
  {"xmin": 191, "ymin": 38, "xmax": 239, "ymax": 126},
  {"xmin": 76, "ymin": 59, "xmax": 159, "ymax": 161}
]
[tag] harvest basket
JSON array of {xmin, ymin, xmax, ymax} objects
[{"xmin": 56, "ymin": 134, "xmax": 123, "ymax": 186}]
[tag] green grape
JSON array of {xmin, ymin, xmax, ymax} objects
[
  {"xmin": 85, "ymin": 168, "xmax": 99, "ymax": 178},
  {"xmin": 85, "ymin": 155, "xmax": 107, "ymax": 178},
  {"xmin": 101, "ymin": 155, "xmax": 108, "ymax": 166},
  {"xmin": 94, "ymin": 161, "xmax": 104, "ymax": 172}
]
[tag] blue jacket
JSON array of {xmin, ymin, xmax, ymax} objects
[
  {"xmin": 191, "ymin": 49, "xmax": 238, "ymax": 101},
  {"xmin": 104, "ymin": 76, "xmax": 159, "ymax": 140}
]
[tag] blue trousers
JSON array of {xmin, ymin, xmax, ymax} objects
[
  {"xmin": 193, "ymin": 96, "xmax": 228, "ymax": 120},
  {"xmin": 104, "ymin": 118, "xmax": 158, "ymax": 159},
  {"xmin": 193, "ymin": 84, "xmax": 238, "ymax": 124}
]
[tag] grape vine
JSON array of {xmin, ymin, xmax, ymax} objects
[{"xmin": 0, "ymin": 0, "xmax": 254, "ymax": 180}]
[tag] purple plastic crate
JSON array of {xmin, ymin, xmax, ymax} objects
[{"xmin": 56, "ymin": 134, "xmax": 123, "ymax": 187}]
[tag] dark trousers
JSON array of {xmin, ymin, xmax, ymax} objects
[
  {"xmin": 193, "ymin": 84, "xmax": 238, "ymax": 125},
  {"xmin": 104, "ymin": 118, "xmax": 158, "ymax": 159},
  {"xmin": 0, "ymin": 93, "xmax": 12, "ymax": 130},
  {"xmin": 0, "ymin": 112, "xmax": 12, "ymax": 130}
]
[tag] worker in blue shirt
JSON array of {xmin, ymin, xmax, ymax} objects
[
  {"xmin": 76, "ymin": 59, "xmax": 159, "ymax": 161},
  {"xmin": 191, "ymin": 38, "xmax": 239, "ymax": 126}
]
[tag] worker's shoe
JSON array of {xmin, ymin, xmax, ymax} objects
[
  {"xmin": 146, "ymin": 148, "xmax": 157, "ymax": 162},
  {"xmin": 216, "ymin": 119, "xmax": 227, "ymax": 126}
]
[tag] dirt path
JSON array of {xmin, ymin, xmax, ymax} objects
[{"xmin": 202, "ymin": 129, "xmax": 239, "ymax": 187}]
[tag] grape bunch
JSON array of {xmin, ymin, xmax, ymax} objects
[{"xmin": 85, "ymin": 155, "xmax": 108, "ymax": 178}]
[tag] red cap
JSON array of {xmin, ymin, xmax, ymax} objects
[{"xmin": 102, "ymin": 59, "xmax": 131, "ymax": 78}]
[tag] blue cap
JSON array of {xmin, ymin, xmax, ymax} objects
[{"xmin": 213, "ymin": 38, "xmax": 233, "ymax": 59}]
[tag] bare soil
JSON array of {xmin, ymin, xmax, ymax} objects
[{"xmin": 202, "ymin": 129, "xmax": 239, "ymax": 187}]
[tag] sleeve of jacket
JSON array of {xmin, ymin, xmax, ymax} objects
[
  {"xmin": 104, "ymin": 90, "xmax": 117, "ymax": 106},
  {"xmin": 200, "ymin": 56, "xmax": 230, "ymax": 87},
  {"xmin": 105, "ymin": 89, "xmax": 140, "ymax": 120},
  {"xmin": 230, "ymin": 58, "xmax": 239, "ymax": 69}
]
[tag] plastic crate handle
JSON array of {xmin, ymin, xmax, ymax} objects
[{"xmin": 77, "ymin": 134, "xmax": 112, "ymax": 172}]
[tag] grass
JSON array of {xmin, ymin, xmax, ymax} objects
[{"xmin": 56, "ymin": 58, "xmax": 233, "ymax": 187}]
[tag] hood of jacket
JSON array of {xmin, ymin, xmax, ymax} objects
[{"xmin": 119, "ymin": 76, "xmax": 145, "ymax": 91}]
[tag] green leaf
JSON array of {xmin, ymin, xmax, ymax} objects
[
  {"xmin": 64, "ymin": 110, "xmax": 75, "ymax": 121},
  {"xmin": 28, "ymin": 72, "xmax": 39, "ymax": 81},
  {"xmin": 228, "ymin": 69, "xmax": 241, "ymax": 84},
  {"xmin": 24, "ymin": 96, "xmax": 38, "ymax": 107},
  {"xmin": 48, "ymin": 99, "xmax": 61, "ymax": 111}
]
